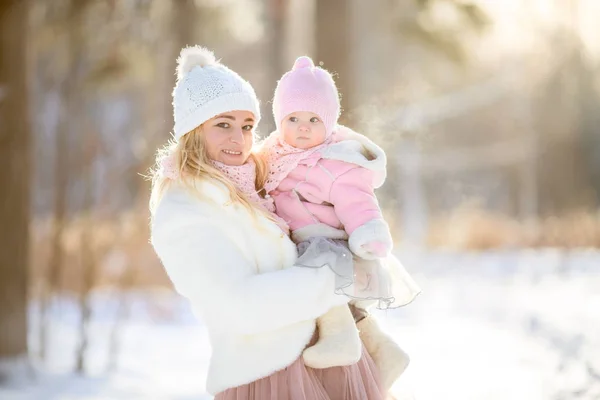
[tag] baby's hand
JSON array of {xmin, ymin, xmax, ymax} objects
[
  {"xmin": 349, "ymin": 219, "xmax": 393, "ymax": 260},
  {"xmin": 361, "ymin": 241, "xmax": 390, "ymax": 259},
  {"xmin": 269, "ymin": 189, "xmax": 281, "ymax": 197}
]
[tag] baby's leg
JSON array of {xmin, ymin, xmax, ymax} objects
[
  {"xmin": 357, "ymin": 313, "xmax": 410, "ymax": 391},
  {"xmin": 302, "ymin": 304, "xmax": 362, "ymax": 369}
]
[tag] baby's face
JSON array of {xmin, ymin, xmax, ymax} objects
[{"xmin": 281, "ymin": 112, "xmax": 327, "ymax": 149}]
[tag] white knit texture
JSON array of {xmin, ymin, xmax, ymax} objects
[{"xmin": 172, "ymin": 47, "xmax": 261, "ymax": 140}]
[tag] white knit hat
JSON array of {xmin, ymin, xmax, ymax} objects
[{"xmin": 172, "ymin": 46, "xmax": 261, "ymax": 140}]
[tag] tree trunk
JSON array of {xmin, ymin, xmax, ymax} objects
[
  {"xmin": 75, "ymin": 135, "xmax": 97, "ymax": 374},
  {"xmin": 0, "ymin": 0, "xmax": 31, "ymax": 360},
  {"xmin": 40, "ymin": 0, "xmax": 88, "ymax": 361},
  {"xmin": 316, "ymin": 0, "xmax": 353, "ymax": 124},
  {"xmin": 259, "ymin": 0, "xmax": 287, "ymax": 134},
  {"xmin": 155, "ymin": 0, "xmax": 196, "ymax": 143}
]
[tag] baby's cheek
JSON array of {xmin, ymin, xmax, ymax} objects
[{"xmin": 281, "ymin": 127, "xmax": 295, "ymax": 145}]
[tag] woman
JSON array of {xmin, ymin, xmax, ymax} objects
[{"xmin": 150, "ymin": 46, "xmax": 386, "ymax": 399}]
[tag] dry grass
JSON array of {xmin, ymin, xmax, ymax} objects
[
  {"xmin": 30, "ymin": 210, "xmax": 170, "ymax": 296},
  {"xmin": 427, "ymin": 205, "xmax": 522, "ymax": 250},
  {"xmin": 426, "ymin": 203, "xmax": 600, "ymax": 250},
  {"xmin": 29, "ymin": 205, "xmax": 600, "ymax": 294}
]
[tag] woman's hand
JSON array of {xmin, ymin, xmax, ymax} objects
[{"xmin": 314, "ymin": 266, "xmax": 351, "ymax": 307}]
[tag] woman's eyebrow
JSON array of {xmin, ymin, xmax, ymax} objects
[{"xmin": 215, "ymin": 115, "xmax": 254, "ymax": 122}]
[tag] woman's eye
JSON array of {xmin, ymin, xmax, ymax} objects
[
  {"xmin": 242, "ymin": 125, "xmax": 254, "ymax": 131},
  {"xmin": 216, "ymin": 122, "xmax": 230, "ymax": 129},
  {"xmin": 289, "ymin": 116, "xmax": 298, "ymax": 122},
  {"xmin": 310, "ymin": 117, "xmax": 320, "ymax": 123}
]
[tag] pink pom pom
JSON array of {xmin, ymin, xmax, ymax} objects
[{"xmin": 292, "ymin": 56, "xmax": 314, "ymax": 70}]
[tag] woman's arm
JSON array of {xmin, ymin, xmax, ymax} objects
[{"xmin": 152, "ymin": 216, "xmax": 347, "ymax": 336}]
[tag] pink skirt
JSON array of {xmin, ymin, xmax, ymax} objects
[{"xmin": 214, "ymin": 335, "xmax": 387, "ymax": 400}]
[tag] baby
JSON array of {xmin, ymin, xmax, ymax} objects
[{"xmin": 259, "ymin": 56, "xmax": 421, "ymax": 391}]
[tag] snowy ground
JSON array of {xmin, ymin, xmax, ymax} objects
[{"xmin": 1, "ymin": 249, "xmax": 598, "ymax": 400}]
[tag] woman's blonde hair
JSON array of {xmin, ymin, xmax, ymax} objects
[{"xmin": 149, "ymin": 125, "xmax": 270, "ymax": 218}]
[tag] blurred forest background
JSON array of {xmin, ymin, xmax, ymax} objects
[{"xmin": 1, "ymin": 0, "xmax": 599, "ymax": 397}]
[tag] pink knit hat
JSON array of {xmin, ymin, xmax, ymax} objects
[{"xmin": 272, "ymin": 56, "xmax": 340, "ymax": 136}]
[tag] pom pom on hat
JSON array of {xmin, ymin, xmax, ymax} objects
[
  {"xmin": 176, "ymin": 45, "xmax": 218, "ymax": 81},
  {"xmin": 293, "ymin": 56, "xmax": 315, "ymax": 70}
]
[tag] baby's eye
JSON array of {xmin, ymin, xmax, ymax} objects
[
  {"xmin": 289, "ymin": 116, "xmax": 298, "ymax": 122},
  {"xmin": 242, "ymin": 125, "xmax": 254, "ymax": 131},
  {"xmin": 216, "ymin": 122, "xmax": 230, "ymax": 129},
  {"xmin": 310, "ymin": 117, "xmax": 320, "ymax": 123}
]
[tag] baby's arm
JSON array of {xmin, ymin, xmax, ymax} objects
[{"xmin": 329, "ymin": 167, "xmax": 393, "ymax": 259}]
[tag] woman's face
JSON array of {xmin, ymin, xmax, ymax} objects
[{"xmin": 203, "ymin": 111, "xmax": 256, "ymax": 166}]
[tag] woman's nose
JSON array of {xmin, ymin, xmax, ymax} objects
[{"xmin": 229, "ymin": 129, "xmax": 244, "ymax": 143}]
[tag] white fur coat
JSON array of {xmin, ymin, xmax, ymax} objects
[{"xmin": 151, "ymin": 179, "xmax": 345, "ymax": 395}]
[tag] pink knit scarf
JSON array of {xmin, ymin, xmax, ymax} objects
[
  {"xmin": 261, "ymin": 133, "xmax": 336, "ymax": 194},
  {"xmin": 210, "ymin": 158, "xmax": 275, "ymax": 212}
]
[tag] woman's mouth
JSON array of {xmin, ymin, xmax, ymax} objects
[{"xmin": 222, "ymin": 150, "xmax": 242, "ymax": 155}]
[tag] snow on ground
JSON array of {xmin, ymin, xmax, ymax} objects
[
  {"xmin": 386, "ymin": 249, "xmax": 600, "ymax": 400},
  {"xmin": 1, "ymin": 249, "xmax": 598, "ymax": 400}
]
